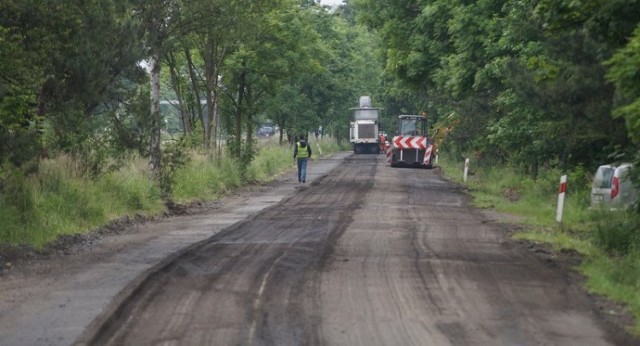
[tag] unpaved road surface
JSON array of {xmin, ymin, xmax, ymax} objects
[{"xmin": 1, "ymin": 153, "xmax": 637, "ymax": 345}]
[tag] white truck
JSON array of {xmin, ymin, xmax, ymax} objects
[{"xmin": 349, "ymin": 96, "xmax": 380, "ymax": 154}]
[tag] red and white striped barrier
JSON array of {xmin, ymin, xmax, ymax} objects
[
  {"xmin": 392, "ymin": 136, "xmax": 427, "ymax": 149},
  {"xmin": 385, "ymin": 146, "xmax": 393, "ymax": 164},
  {"xmin": 556, "ymin": 175, "xmax": 567, "ymax": 223},
  {"xmin": 423, "ymin": 145, "xmax": 433, "ymax": 165}
]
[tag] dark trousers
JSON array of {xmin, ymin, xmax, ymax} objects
[{"xmin": 297, "ymin": 158, "xmax": 308, "ymax": 182}]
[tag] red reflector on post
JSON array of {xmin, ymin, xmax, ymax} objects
[{"xmin": 559, "ymin": 182, "xmax": 567, "ymax": 194}]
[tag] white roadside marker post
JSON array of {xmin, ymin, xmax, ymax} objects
[
  {"xmin": 463, "ymin": 158, "xmax": 469, "ymax": 183},
  {"xmin": 556, "ymin": 175, "xmax": 567, "ymax": 223}
]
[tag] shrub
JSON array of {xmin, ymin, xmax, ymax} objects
[{"xmin": 592, "ymin": 210, "xmax": 640, "ymax": 256}]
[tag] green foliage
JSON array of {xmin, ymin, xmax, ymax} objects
[
  {"xmin": 0, "ymin": 0, "xmax": 145, "ymax": 171},
  {"xmin": 581, "ymin": 254, "xmax": 640, "ymax": 334},
  {"xmin": 2, "ymin": 0, "xmax": 385, "ymax": 193},
  {"xmin": 0, "ymin": 166, "xmax": 34, "ymax": 225},
  {"xmin": 246, "ymin": 143, "xmax": 294, "ymax": 183},
  {"xmin": 0, "ymin": 134, "xmax": 347, "ymax": 247},
  {"xmin": 0, "ymin": 25, "xmax": 44, "ymax": 169},
  {"xmin": 171, "ymin": 152, "xmax": 242, "ymax": 202},
  {"xmin": 0, "ymin": 156, "xmax": 163, "ymax": 247},
  {"xmin": 105, "ymin": 84, "xmax": 152, "ymax": 156},
  {"xmin": 606, "ymin": 24, "xmax": 640, "ymax": 144},
  {"xmin": 97, "ymin": 169, "xmax": 161, "ymax": 212},
  {"xmin": 159, "ymin": 139, "xmax": 190, "ymax": 198},
  {"xmin": 438, "ymin": 155, "xmax": 590, "ymax": 226},
  {"xmin": 592, "ymin": 210, "xmax": 640, "ymax": 256},
  {"xmin": 355, "ymin": 0, "xmax": 637, "ymax": 181}
]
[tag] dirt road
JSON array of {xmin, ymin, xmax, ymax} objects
[{"xmin": 73, "ymin": 154, "xmax": 635, "ymax": 345}]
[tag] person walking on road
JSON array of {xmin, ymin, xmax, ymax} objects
[{"xmin": 294, "ymin": 134, "xmax": 312, "ymax": 183}]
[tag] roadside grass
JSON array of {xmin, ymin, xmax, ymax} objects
[
  {"xmin": 438, "ymin": 155, "xmax": 640, "ymax": 334},
  {"xmin": 0, "ymin": 155, "xmax": 164, "ymax": 247},
  {"xmin": 0, "ymin": 136, "xmax": 345, "ymax": 248},
  {"xmin": 171, "ymin": 152, "xmax": 244, "ymax": 202},
  {"xmin": 246, "ymin": 140, "xmax": 294, "ymax": 184}
]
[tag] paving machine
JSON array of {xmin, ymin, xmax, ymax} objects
[
  {"xmin": 387, "ymin": 114, "xmax": 435, "ymax": 168},
  {"xmin": 349, "ymin": 96, "xmax": 380, "ymax": 154}
]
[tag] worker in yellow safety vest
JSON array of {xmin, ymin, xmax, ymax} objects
[{"xmin": 293, "ymin": 135, "xmax": 312, "ymax": 183}]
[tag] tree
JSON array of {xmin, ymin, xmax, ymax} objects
[
  {"xmin": 218, "ymin": 2, "xmax": 317, "ymax": 163},
  {"xmin": 606, "ymin": 25, "xmax": 640, "ymax": 144},
  {"xmin": 0, "ymin": 0, "xmax": 145, "ymax": 169},
  {"xmin": 135, "ymin": 0, "xmax": 178, "ymax": 183},
  {"xmin": 353, "ymin": 0, "xmax": 639, "ymax": 176},
  {"xmin": 0, "ymin": 25, "xmax": 42, "ymax": 169}
]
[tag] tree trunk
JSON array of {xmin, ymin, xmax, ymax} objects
[
  {"xmin": 279, "ymin": 119, "xmax": 286, "ymax": 145},
  {"xmin": 204, "ymin": 38, "xmax": 217, "ymax": 150},
  {"xmin": 234, "ymin": 69, "xmax": 246, "ymax": 159},
  {"xmin": 166, "ymin": 52, "xmax": 191, "ymax": 136},
  {"xmin": 245, "ymin": 86, "xmax": 253, "ymax": 150},
  {"xmin": 184, "ymin": 48, "xmax": 203, "ymax": 131},
  {"xmin": 148, "ymin": 53, "xmax": 162, "ymax": 183},
  {"xmin": 202, "ymin": 37, "xmax": 228, "ymax": 151}
]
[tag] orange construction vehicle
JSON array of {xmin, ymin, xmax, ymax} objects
[{"xmin": 387, "ymin": 114, "xmax": 436, "ymax": 168}]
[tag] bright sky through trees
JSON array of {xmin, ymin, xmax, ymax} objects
[{"xmin": 320, "ymin": 0, "xmax": 343, "ymax": 6}]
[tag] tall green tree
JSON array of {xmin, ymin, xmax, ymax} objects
[
  {"xmin": 0, "ymin": 25, "xmax": 43, "ymax": 169},
  {"xmin": 219, "ymin": 1, "xmax": 318, "ymax": 163},
  {"xmin": 353, "ymin": 0, "xmax": 639, "ymax": 176},
  {"xmin": 0, "ymin": 0, "xmax": 145, "ymax": 169},
  {"xmin": 606, "ymin": 24, "xmax": 640, "ymax": 145},
  {"xmin": 135, "ymin": 0, "xmax": 178, "ymax": 183}
]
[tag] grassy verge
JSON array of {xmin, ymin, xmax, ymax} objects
[
  {"xmin": 438, "ymin": 155, "xmax": 640, "ymax": 334},
  {"xmin": 0, "ymin": 156, "xmax": 164, "ymax": 247},
  {"xmin": 0, "ymin": 137, "xmax": 345, "ymax": 248}
]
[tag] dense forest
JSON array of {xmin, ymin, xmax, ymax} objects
[
  {"xmin": 1, "ymin": 0, "xmax": 640, "ymax": 203},
  {"xmin": 352, "ymin": 0, "xmax": 640, "ymax": 183},
  {"xmin": 0, "ymin": 0, "xmax": 382, "ymax": 187}
]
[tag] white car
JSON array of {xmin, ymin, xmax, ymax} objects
[{"xmin": 591, "ymin": 163, "xmax": 638, "ymax": 210}]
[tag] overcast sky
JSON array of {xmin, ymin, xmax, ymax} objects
[{"xmin": 319, "ymin": 0, "xmax": 344, "ymax": 6}]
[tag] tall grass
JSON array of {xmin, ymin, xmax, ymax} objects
[
  {"xmin": 0, "ymin": 155, "xmax": 163, "ymax": 247},
  {"xmin": 171, "ymin": 151, "xmax": 243, "ymax": 202},
  {"xmin": 0, "ymin": 136, "xmax": 346, "ymax": 248},
  {"xmin": 246, "ymin": 143, "xmax": 294, "ymax": 183},
  {"xmin": 438, "ymin": 154, "xmax": 640, "ymax": 334},
  {"xmin": 438, "ymin": 156, "xmax": 591, "ymax": 227},
  {"xmin": 582, "ymin": 252, "xmax": 640, "ymax": 330}
]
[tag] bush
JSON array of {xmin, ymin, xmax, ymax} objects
[
  {"xmin": 592, "ymin": 210, "xmax": 640, "ymax": 256},
  {"xmin": 246, "ymin": 145, "xmax": 292, "ymax": 183},
  {"xmin": 0, "ymin": 155, "xmax": 164, "ymax": 247},
  {"xmin": 171, "ymin": 151, "xmax": 244, "ymax": 202}
]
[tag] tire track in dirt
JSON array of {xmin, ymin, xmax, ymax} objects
[
  {"xmin": 317, "ymin": 156, "xmax": 634, "ymax": 345},
  {"xmin": 83, "ymin": 156, "xmax": 377, "ymax": 345},
  {"xmin": 81, "ymin": 154, "xmax": 638, "ymax": 346}
]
